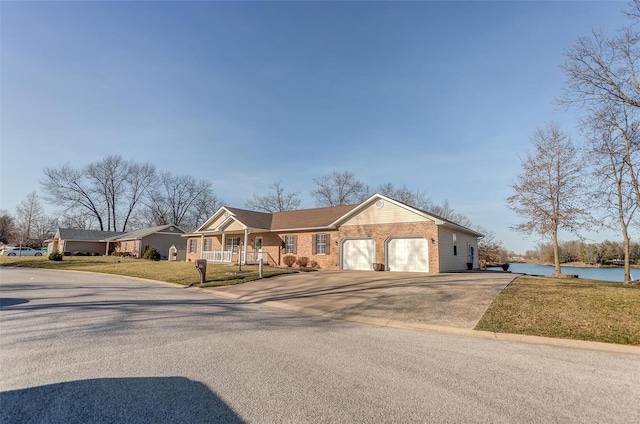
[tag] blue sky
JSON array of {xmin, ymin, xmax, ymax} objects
[{"xmin": 1, "ymin": 1, "xmax": 631, "ymax": 253}]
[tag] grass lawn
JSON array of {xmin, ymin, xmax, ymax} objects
[
  {"xmin": 475, "ymin": 275, "xmax": 640, "ymax": 345},
  {"xmin": 0, "ymin": 256, "xmax": 298, "ymax": 286}
]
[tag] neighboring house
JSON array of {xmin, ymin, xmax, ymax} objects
[
  {"xmin": 183, "ymin": 194, "xmax": 483, "ymax": 273},
  {"xmin": 47, "ymin": 229, "xmax": 125, "ymax": 256},
  {"xmin": 107, "ymin": 225, "xmax": 187, "ymax": 260},
  {"xmin": 46, "ymin": 225, "xmax": 187, "ymax": 260}
]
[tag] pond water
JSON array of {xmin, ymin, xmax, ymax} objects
[{"xmin": 487, "ymin": 262, "xmax": 639, "ymax": 283}]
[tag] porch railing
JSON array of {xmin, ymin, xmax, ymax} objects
[
  {"xmin": 202, "ymin": 250, "xmax": 232, "ymax": 263},
  {"xmin": 203, "ymin": 250, "xmax": 277, "ymax": 265}
]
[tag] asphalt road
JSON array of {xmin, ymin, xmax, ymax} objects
[{"xmin": 1, "ymin": 268, "xmax": 639, "ymax": 423}]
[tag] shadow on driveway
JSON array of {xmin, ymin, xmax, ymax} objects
[{"xmin": 1, "ymin": 377, "xmax": 244, "ymax": 424}]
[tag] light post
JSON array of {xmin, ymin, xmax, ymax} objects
[{"xmin": 238, "ymin": 240, "xmax": 243, "ymax": 272}]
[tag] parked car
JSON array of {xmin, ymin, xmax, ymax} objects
[{"xmin": 1, "ymin": 247, "xmax": 43, "ymax": 256}]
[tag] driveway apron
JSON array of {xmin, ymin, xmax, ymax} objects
[{"xmin": 207, "ymin": 270, "xmax": 517, "ymax": 329}]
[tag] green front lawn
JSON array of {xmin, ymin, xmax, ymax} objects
[
  {"xmin": 475, "ymin": 275, "xmax": 640, "ymax": 345},
  {"xmin": 0, "ymin": 256, "xmax": 297, "ymax": 286}
]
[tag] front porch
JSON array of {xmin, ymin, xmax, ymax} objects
[{"xmin": 202, "ymin": 250, "xmax": 276, "ymax": 265}]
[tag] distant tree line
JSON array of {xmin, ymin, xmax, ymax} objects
[{"xmin": 525, "ymin": 240, "xmax": 640, "ymax": 266}]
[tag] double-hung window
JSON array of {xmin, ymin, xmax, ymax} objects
[
  {"xmin": 311, "ymin": 234, "xmax": 329, "ymax": 255},
  {"xmin": 204, "ymin": 238, "xmax": 212, "ymax": 251},
  {"xmin": 189, "ymin": 239, "xmax": 197, "ymax": 254},
  {"xmin": 226, "ymin": 237, "xmax": 240, "ymax": 253},
  {"xmin": 285, "ymin": 235, "xmax": 297, "ymax": 254}
]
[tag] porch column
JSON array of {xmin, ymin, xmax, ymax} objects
[
  {"xmin": 243, "ymin": 229, "xmax": 248, "ymax": 265},
  {"xmin": 200, "ymin": 235, "xmax": 204, "ymax": 259},
  {"xmin": 105, "ymin": 241, "xmax": 109, "ymax": 256},
  {"xmin": 221, "ymin": 232, "xmax": 226, "ymax": 252}
]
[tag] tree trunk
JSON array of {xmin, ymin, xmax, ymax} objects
[{"xmin": 552, "ymin": 228, "xmax": 562, "ymax": 276}]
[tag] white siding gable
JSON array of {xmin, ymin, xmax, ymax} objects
[
  {"xmin": 201, "ymin": 214, "xmax": 229, "ymax": 231},
  {"xmin": 342, "ymin": 201, "xmax": 429, "ymax": 226}
]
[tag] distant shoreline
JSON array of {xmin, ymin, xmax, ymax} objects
[{"xmin": 511, "ymin": 260, "xmax": 640, "ymax": 269}]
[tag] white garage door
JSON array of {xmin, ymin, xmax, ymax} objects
[
  {"xmin": 342, "ymin": 239, "xmax": 375, "ymax": 271},
  {"xmin": 387, "ymin": 238, "xmax": 429, "ymax": 272}
]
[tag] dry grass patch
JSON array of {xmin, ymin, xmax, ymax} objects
[
  {"xmin": 476, "ymin": 275, "xmax": 640, "ymax": 345},
  {"xmin": 0, "ymin": 256, "xmax": 297, "ymax": 286}
]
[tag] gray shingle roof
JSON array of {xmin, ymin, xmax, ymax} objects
[
  {"xmin": 111, "ymin": 224, "xmax": 185, "ymax": 241},
  {"xmin": 56, "ymin": 228, "xmax": 125, "ymax": 241}
]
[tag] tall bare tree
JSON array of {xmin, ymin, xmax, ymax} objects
[
  {"xmin": 311, "ymin": 171, "xmax": 367, "ymax": 206},
  {"xmin": 41, "ymin": 163, "xmax": 106, "ymax": 230},
  {"xmin": 562, "ymin": 0, "xmax": 640, "ymax": 212},
  {"xmin": 145, "ymin": 172, "xmax": 218, "ymax": 230},
  {"xmin": 507, "ymin": 122, "xmax": 589, "ymax": 276},
  {"xmin": 562, "ymin": 0, "xmax": 640, "ymax": 109},
  {"xmin": 246, "ymin": 181, "xmax": 301, "ymax": 213},
  {"xmin": 85, "ymin": 155, "xmax": 156, "ymax": 231},
  {"xmin": 185, "ymin": 189, "xmax": 224, "ymax": 231},
  {"xmin": 41, "ymin": 156, "xmax": 156, "ymax": 231},
  {"xmin": 14, "ymin": 192, "xmax": 44, "ymax": 247},
  {"xmin": 584, "ymin": 105, "xmax": 639, "ymax": 282}
]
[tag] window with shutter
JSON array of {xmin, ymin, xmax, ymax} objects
[
  {"xmin": 285, "ymin": 235, "xmax": 296, "ymax": 254},
  {"xmin": 316, "ymin": 234, "xmax": 327, "ymax": 255}
]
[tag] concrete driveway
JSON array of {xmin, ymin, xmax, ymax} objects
[{"xmin": 207, "ymin": 270, "xmax": 517, "ymax": 329}]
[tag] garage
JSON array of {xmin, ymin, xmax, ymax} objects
[
  {"xmin": 386, "ymin": 237, "xmax": 429, "ymax": 272},
  {"xmin": 341, "ymin": 239, "xmax": 375, "ymax": 271}
]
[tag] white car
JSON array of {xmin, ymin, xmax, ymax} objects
[{"xmin": 1, "ymin": 247, "xmax": 44, "ymax": 256}]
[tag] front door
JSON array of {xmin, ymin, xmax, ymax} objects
[{"xmin": 255, "ymin": 237, "xmax": 263, "ymax": 262}]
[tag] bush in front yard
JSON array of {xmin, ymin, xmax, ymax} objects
[
  {"xmin": 283, "ymin": 255, "xmax": 296, "ymax": 267},
  {"xmin": 48, "ymin": 252, "xmax": 63, "ymax": 261},
  {"xmin": 142, "ymin": 246, "xmax": 161, "ymax": 261},
  {"xmin": 309, "ymin": 260, "xmax": 319, "ymax": 269},
  {"xmin": 296, "ymin": 256, "xmax": 309, "ymax": 268}
]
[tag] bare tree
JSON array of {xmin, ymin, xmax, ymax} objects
[
  {"xmin": 427, "ymin": 199, "xmax": 474, "ymax": 228},
  {"xmin": 86, "ymin": 155, "xmax": 129, "ymax": 231},
  {"xmin": 145, "ymin": 172, "xmax": 218, "ymax": 229},
  {"xmin": 507, "ymin": 122, "xmax": 589, "ymax": 276},
  {"xmin": 584, "ymin": 106, "xmax": 639, "ymax": 282},
  {"xmin": 41, "ymin": 157, "xmax": 156, "ymax": 232},
  {"xmin": 121, "ymin": 162, "xmax": 156, "ymax": 230},
  {"xmin": 41, "ymin": 163, "xmax": 106, "ymax": 230},
  {"xmin": 562, "ymin": 1, "xmax": 640, "ymax": 109},
  {"xmin": 562, "ymin": 0, "xmax": 640, "ymax": 211},
  {"xmin": 14, "ymin": 192, "xmax": 44, "ymax": 247},
  {"xmin": 311, "ymin": 171, "xmax": 367, "ymax": 206},
  {"xmin": 183, "ymin": 189, "xmax": 224, "ymax": 231},
  {"xmin": 32, "ymin": 215, "xmax": 58, "ymax": 248},
  {"xmin": 246, "ymin": 181, "xmax": 301, "ymax": 213},
  {"xmin": 85, "ymin": 155, "xmax": 156, "ymax": 231},
  {"xmin": 476, "ymin": 228, "xmax": 507, "ymax": 267}
]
